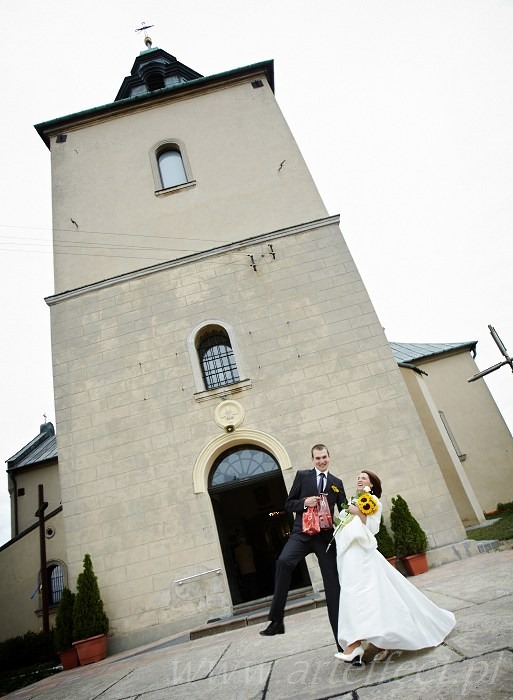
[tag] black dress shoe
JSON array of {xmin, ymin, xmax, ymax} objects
[{"xmin": 259, "ymin": 621, "xmax": 285, "ymax": 636}]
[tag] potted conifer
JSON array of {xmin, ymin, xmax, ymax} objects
[
  {"xmin": 72, "ymin": 554, "xmax": 109, "ymax": 665},
  {"xmin": 375, "ymin": 517, "xmax": 397, "ymax": 567},
  {"xmin": 390, "ymin": 494, "xmax": 429, "ymax": 575},
  {"xmin": 54, "ymin": 587, "xmax": 79, "ymax": 669}
]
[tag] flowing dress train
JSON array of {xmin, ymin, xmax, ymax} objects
[{"xmin": 336, "ymin": 503, "xmax": 455, "ymax": 650}]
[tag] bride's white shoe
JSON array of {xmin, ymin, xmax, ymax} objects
[{"xmin": 334, "ymin": 646, "xmax": 364, "ymax": 665}]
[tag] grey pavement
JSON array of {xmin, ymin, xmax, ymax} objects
[{"xmin": 6, "ymin": 548, "xmax": 513, "ymax": 700}]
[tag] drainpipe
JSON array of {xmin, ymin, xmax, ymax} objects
[{"xmin": 8, "ymin": 471, "xmax": 19, "ymax": 537}]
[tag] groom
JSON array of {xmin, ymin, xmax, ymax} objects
[{"xmin": 260, "ymin": 444, "xmax": 346, "ymax": 649}]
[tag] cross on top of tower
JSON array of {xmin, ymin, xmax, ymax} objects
[{"xmin": 135, "ymin": 22, "xmax": 155, "ymax": 49}]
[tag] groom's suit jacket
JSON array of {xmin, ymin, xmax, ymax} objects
[{"xmin": 285, "ymin": 469, "xmax": 347, "ymax": 540}]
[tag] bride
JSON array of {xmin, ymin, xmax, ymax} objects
[{"xmin": 334, "ymin": 470, "xmax": 455, "ymax": 664}]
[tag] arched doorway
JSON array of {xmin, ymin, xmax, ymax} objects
[{"xmin": 208, "ymin": 445, "xmax": 311, "ymax": 605}]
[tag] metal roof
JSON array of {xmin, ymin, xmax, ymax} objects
[
  {"xmin": 390, "ymin": 341, "xmax": 477, "ymax": 364},
  {"xmin": 6, "ymin": 423, "xmax": 57, "ymax": 471}
]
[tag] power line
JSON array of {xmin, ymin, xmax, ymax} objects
[
  {"xmin": 0, "ymin": 235, "xmax": 227, "ymax": 258},
  {"xmin": 0, "ymin": 223, "xmax": 230, "ymax": 245},
  {"xmin": 0, "ymin": 237, "xmax": 203, "ymax": 253}
]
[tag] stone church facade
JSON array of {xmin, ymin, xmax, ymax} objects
[{"xmin": 33, "ymin": 43, "xmax": 466, "ymax": 652}]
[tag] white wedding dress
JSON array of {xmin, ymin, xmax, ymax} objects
[{"xmin": 335, "ymin": 502, "xmax": 455, "ymax": 650}]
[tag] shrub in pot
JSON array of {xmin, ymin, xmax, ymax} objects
[
  {"xmin": 72, "ymin": 554, "xmax": 109, "ymax": 665},
  {"xmin": 54, "ymin": 587, "xmax": 79, "ymax": 669},
  {"xmin": 390, "ymin": 494, "xmax": 429, "ymax": 575},
  {"xmin": 375, "ymin": 517, "xmax": 397, "ymax": 566}
]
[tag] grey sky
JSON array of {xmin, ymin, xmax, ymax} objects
[{"xmin": 1, "ymin": 0, "xmax": 512, "ymax": 546}]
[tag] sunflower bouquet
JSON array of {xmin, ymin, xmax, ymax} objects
[{"xmin": 326, "ymin": 486, "xmax": 379, "ymax": 550}]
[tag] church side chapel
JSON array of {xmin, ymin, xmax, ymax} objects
[{"xmin": 5, "ymin": 30, "xmax": 473, "ymax": 652}]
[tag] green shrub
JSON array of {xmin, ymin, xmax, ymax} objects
[
  {"xmin": 497, "ymin": 501, "xmax": 513, "ymax": 515},
  {"xmin": 54, "ymin": 588, "xmax": 75, "ymax": 651},
  {"xmin": 390, "ymin": 494, "xmax": 428, "ymax": 556},
  {"xmin": 0, "ymin": 630, "xmax": 57, "ymax": 672},
  {"xmin": 72, "ymin": 554, "xmax": 109, "ymax": 641},
  {"xmin": 375, "ymin": 517, "xmax": 396, "ymax": 558}
]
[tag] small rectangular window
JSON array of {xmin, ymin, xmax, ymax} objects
[{"xmin": 17, "ymin": 488, "xmax": 25, "ymax": 496}]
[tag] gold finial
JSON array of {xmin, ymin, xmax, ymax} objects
[{"xmin": 135, "ymin": 21, "xmax": 155, "ymax": 49}]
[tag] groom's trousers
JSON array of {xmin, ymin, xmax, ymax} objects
[{"xmin": 268, "ymin": 532, "xmax": 341, "ymax": 646}]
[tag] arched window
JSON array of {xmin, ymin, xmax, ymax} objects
[
  {"xmin": 45, "ymin": 562, "xmax": 65, "ymax": 605},
  {"xmin": 209, "ymin": 446, "xmax": 280, "ymax": 490},
  {"xmin": 198, "ymin": 328, "xmax": 240, "ymax": 390},
  {"xmin": 158, "ymin": 148, "xmax": 187, "ymax": 189},
  {"xmin": 187, "ymin": 320, "xmax": 250, "ymax": 397},
  {"xmin": 150, "ymin": 139, "xmax": 194, "ymax": 194}
]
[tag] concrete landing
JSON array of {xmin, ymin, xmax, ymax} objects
[{"xmin": 6, "ymin": 548, "xmax": 513, "ymax": 700}]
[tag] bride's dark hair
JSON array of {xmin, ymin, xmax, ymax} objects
[{"xmin": 362, "ymin": 470, "xmax": 382, "ymax": 498}]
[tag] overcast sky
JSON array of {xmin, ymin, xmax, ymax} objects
[{"xmin": 1, "ymin": 0, "xmax": 512, "ymax": 546}]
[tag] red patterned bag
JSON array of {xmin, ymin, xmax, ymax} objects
[
  {"xmin": 302, "ymin": 506, "xmax": 320, "ymax": 535},
  {"xmin": 318, "ymin": 493, "xmax": 333, "ymax": 530}
]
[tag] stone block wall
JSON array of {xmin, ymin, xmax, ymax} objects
[{"xmin": 49, "ymin": 218, "xmax": 465, "ymax": 649}]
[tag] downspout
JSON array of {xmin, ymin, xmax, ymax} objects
[{"xmin": 8, "ymin": 470, "xmax": 19, "ymax": 537}]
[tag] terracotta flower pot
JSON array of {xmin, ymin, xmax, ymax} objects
[
  {"xmin": 58, "ymin": 647, "xmax": 80, "ymax": 670},
  {"xmin": 386, "ymin": 556, "xmax": 397, "ymax": 568},
  {"xmin": 73, "ymin": 633, "xmax": 107, "ymax": 665},
  {"xmin": 402, "ymin": 552, "xmax": 428, "ymax": 576}
]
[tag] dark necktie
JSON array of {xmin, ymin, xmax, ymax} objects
[{"xmin": 318, "ymin": 472, "xmax": 325, "ymax": 494}]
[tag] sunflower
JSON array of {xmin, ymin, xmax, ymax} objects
[{"xmin": 356, "ymin": 491, "xmax": 379, "ymax": 516}]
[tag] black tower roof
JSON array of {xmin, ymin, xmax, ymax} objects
[{"xmin": 115, "ymin": 47, "xmax": 203, "ymax": 101}]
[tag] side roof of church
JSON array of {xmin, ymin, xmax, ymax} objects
[
  {"xmin": 6, "ymin": 422, "xmax": 57, "ymax": 471},
  {"xmin": 390, "ymin": 341, "xmax": 477, "ymax": 364}
]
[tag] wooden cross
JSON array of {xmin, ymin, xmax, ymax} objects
[{"xmin": 35, "ymin": 485, "xmax": 50, "ymax": 632}]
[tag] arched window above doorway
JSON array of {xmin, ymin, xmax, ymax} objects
[
  {"xmin": 198, "ymin": 327, "xmax": 240, "ymax": 390},
  {"xmin": 209, "ymin": 446, "xmax": 280, "ymax": 490},
  {"xmin": 187, "ymin": 320, "xmax": 250, "ymax": 398},
  {"xmin": 193, "ymin": 428, "xmax": 291, "ymax": 493}
]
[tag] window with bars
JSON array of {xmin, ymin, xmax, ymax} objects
[
  {"xmin": 198, "ymin": 328, "xmax": 240, "ymax": 390},
  {"xmin": 47, "ymin": 563, "xmax": 65, "ymax": 605}
]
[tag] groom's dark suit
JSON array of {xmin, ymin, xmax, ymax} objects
[{"xmin": 268, "ymin": 468, "xmax": 346, "ymax": 646}]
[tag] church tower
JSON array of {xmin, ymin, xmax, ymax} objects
[
  {"xmin": 37, "ymin": 39, "xmax": 328, "ymax": 294},
  {"xmin": 36, "ymin": 36, "xmax": 466, "ymax": 653}
]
